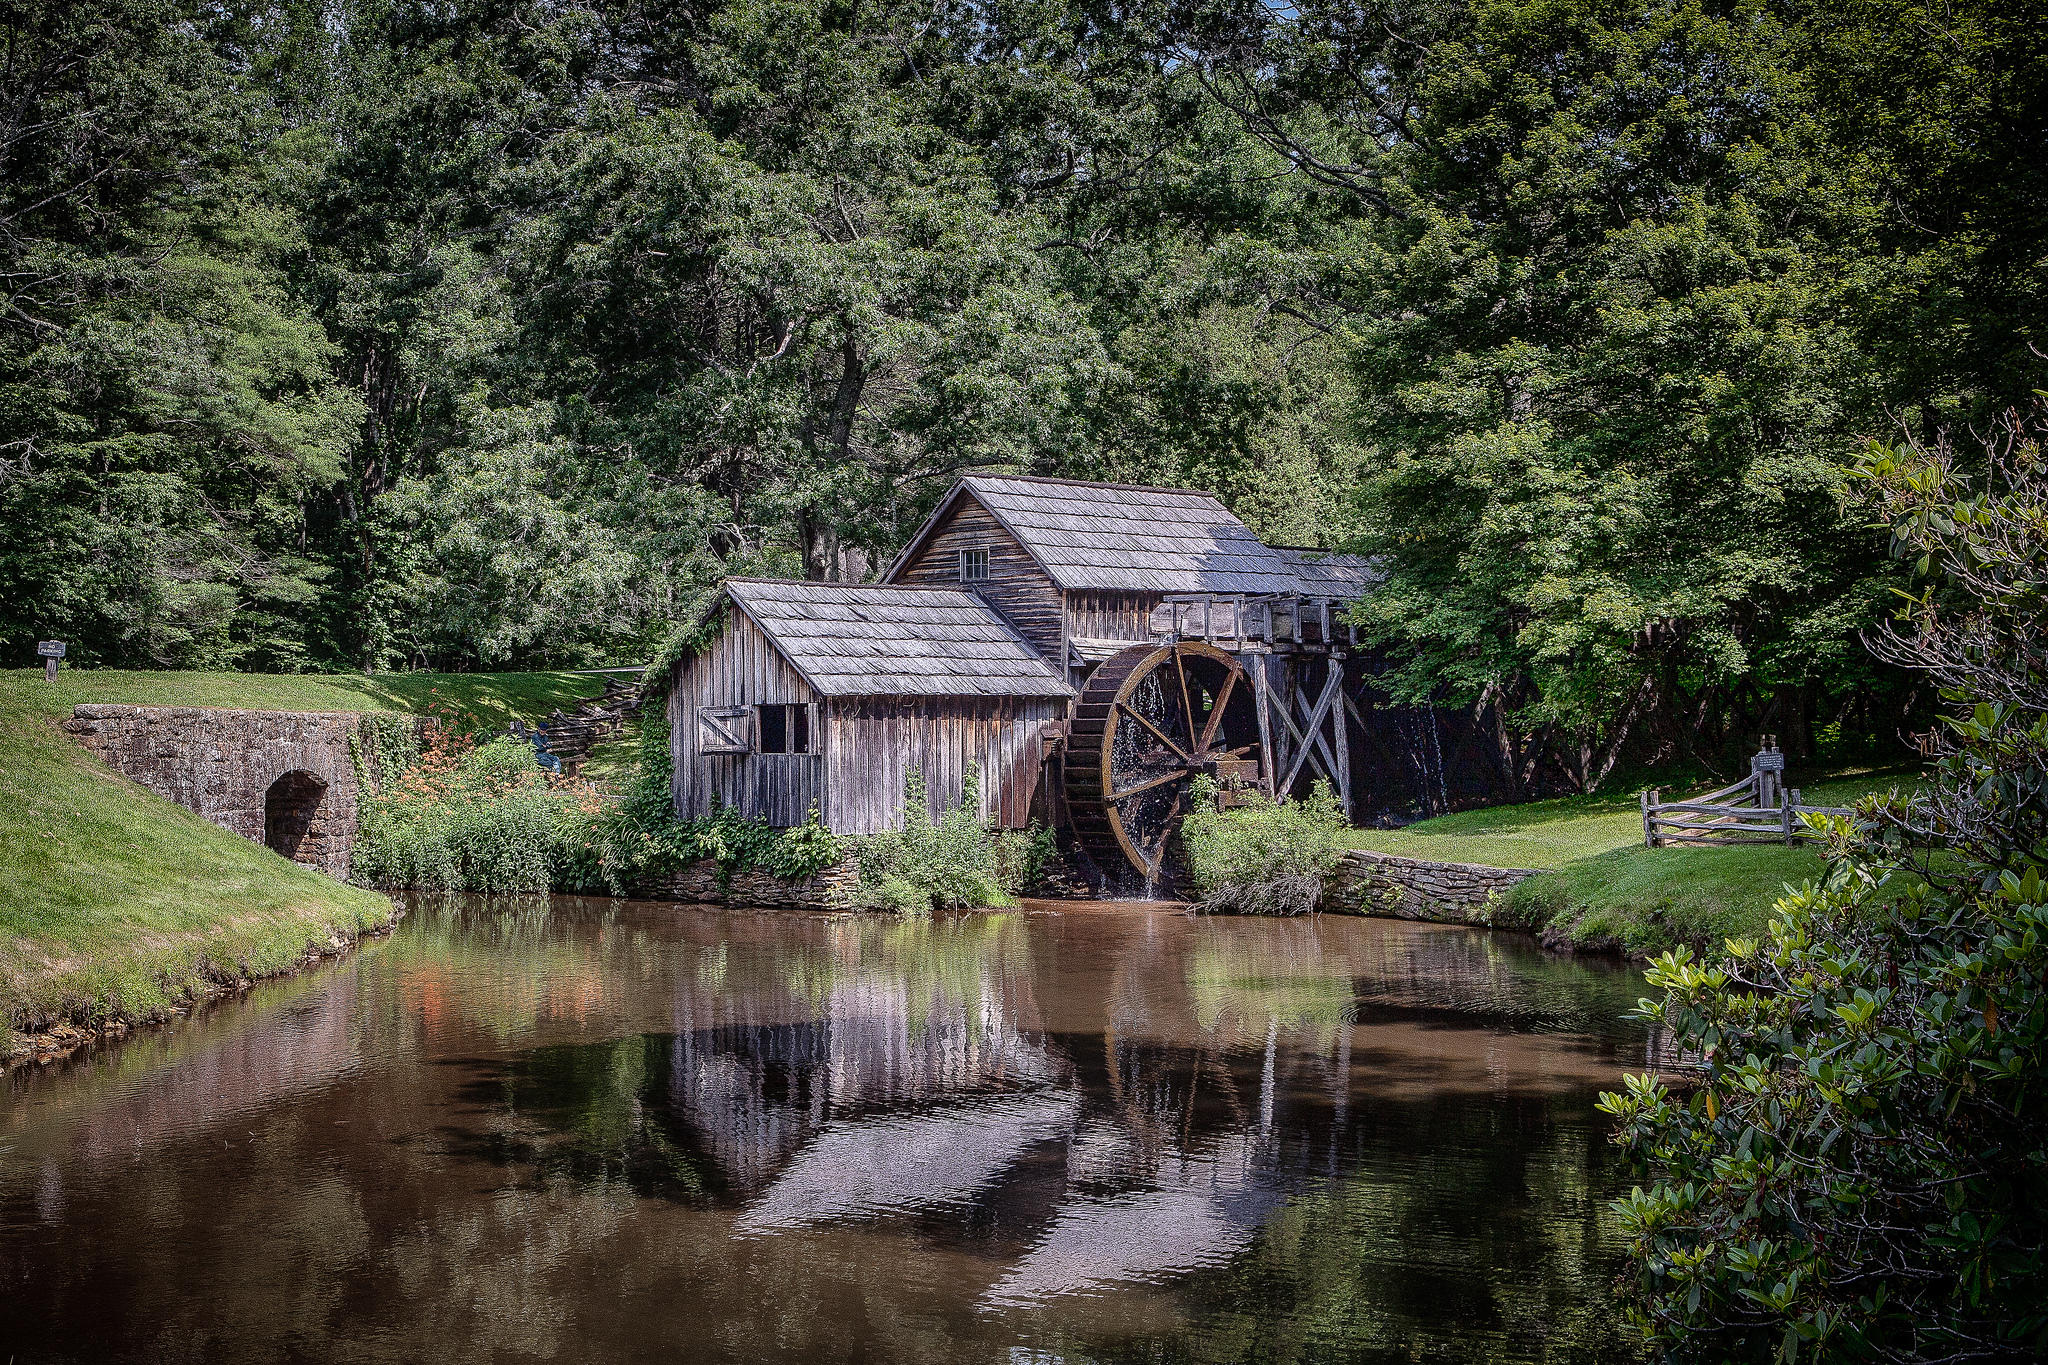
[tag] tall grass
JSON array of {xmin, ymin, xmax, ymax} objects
[
  {"xmin": 838, "ymin": 766, "xmax": 1055, "ymax": 914},
  {"xmin": 1179, "ymin": 778, "xmax": 1351, "ymax": 915},
  {"xmin": 351, "ymin": 722, "xmax": 603, "ymax": 893}
]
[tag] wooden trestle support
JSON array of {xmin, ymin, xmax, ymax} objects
[{"xmin": 1061, "ymin": 592, "xmax": 1365, "ymax": 880}]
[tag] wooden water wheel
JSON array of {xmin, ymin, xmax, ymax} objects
[{"xmin": 1066, "ymin": 641, "xmax": 1265, "ymax": 879}]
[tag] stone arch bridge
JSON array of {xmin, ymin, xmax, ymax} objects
[{"xmin": 64, "ymin": 705, "xmax": 370, "ymax": 879}]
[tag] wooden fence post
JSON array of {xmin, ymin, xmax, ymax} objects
[{"xmin": 1642, "ymin": 788, "xmax": 1658, "ymax": 847}]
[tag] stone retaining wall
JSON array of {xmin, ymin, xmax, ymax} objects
[
  {"xmin": 1325, "ymin": 848, "xmax": 1542, "ymax": 926},
  {"xmin": 618, "ymin": 845, "xmax": 1087, "ymax": 909},
  {"xmin": 620, "ymin": 857, "xmax": 859, "ymax": 908},
  {"xmin": 64, "ymin": 704, "xmax": 367, "ymax": 879}
]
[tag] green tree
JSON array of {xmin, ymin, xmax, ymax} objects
[
  {"xmin": 0, "ymin": 0, "xmax": 361, "ymax": 668},
  {"xmin": 1599, "ymin": 411, "xmax": 2048, "ymax": 1361},
  {"xmin": 1168, "ymin": 0, "xmax": 2048, "ymax": 789}
]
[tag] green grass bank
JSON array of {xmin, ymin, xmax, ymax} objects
[
  {"xmin": 1, "ymin": 667, "xmax": 604, "ymax": 1056},
  {"xmin": 1342, "ymin": 769, "xmax": 1920, "ymax": 955}
]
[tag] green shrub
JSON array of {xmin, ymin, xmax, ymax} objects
[
  {"xmin": 352, "ymin": 731, "xmax": 585, "ymax": 892},
  {"xmin": 992, "ymin": 821, "xmax": 1059, "ymax": 897},
  {"xmin": 839, "ymin": 765, "xmax": 1045, "ymax": 914},
  {"xmin": 1180, "ymin": 777, "xmax": 1349, "ymax": 915},
  {"xmin": 562, "ymin": 714, "xmax": 844, "ymax": 892},
  {"xmin": 1597, "ymin": 420, "xmax": 2048, "ymax": 1361}
]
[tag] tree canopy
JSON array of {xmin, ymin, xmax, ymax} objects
[{"xmin": 4, "ymin": 0, "xmax": 2043, "ymax": 781}]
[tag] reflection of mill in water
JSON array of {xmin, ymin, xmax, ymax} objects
[
  {"xmin": 649, "ymin": 933, "xmax": 1306, "ymax": 1303},
  {"xmin": 698, "ymin": 1009, "xmax": 1321, "ymax": 1305},
  {"xmin": 660, "ymin": 952, "xmax": 1068, "ymax": 1196},
  {"xmin": 632, "ymin": 915, "xmax": 1659, "ymax": 1312}
]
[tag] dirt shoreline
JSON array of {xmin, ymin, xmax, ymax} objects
[{"xmin": 5, "ymin": 901, "xmax": 404, "ymax": 1069}]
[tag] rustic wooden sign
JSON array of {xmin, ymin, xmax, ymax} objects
[{"xmin": 37, "ymin": 639, "xmax": 64, "ymax": 682}]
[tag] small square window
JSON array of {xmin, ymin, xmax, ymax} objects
[
  {"xmin": 755, "ymin": 703, "xmax": 812, "ymax": 754},
  {"xmin": 959, "ymin": 547, "xmax": 990, "ymax": 582},
  {"xmin": 697, "ymin": 705, "xmax": 751, "ymax": 754}
]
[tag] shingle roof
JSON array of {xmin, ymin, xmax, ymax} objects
[
  {"xmin": 955, "ymin": 475, "xmax": 1302, "ymax": 594},
  {"xmin": 1270, "ymin": 547, "xmax": 1382, "ymax": 597},
  {"xmin": 722, "ymin": 579, "xmax": 1073, "ymax": 699},
  {"xmin": 888, "ymin": 475, "xmax": 1374, "ymax": 597}
]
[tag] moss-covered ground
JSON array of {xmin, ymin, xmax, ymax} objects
[
  {"xmin": 1341, "ymin": 768, "xmax": 1922, "ymax": 955},
  {"xmin": 1, "ymin": 668, "xmax": 605, "ymax": 1052}
]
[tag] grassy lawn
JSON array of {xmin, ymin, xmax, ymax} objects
[
  {"xmin": 577, "ymin": 715, "xmax": 647, "ymax": 788},
  {"xmin": 1343, "ymin": 767, "xmax": 1922, "ymax": 955},
  {"xmin": 0, "ymin": 667, "xmax": 607, "ymax": 1053},
  {"xmin": 0, "ymin": 666, "xmax": 604, "ymax": 728}
]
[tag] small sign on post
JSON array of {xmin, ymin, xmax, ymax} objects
[{"xmin": 37, "ymin": 639, "xmax": 65, "ymax": 683}]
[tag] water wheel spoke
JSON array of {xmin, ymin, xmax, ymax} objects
[
  {"xmin": 1108, "ymin": 769, "xmax": 1187, "ymax": 804},
  {"xmin": 1195, "ymin": 670, "xmax": 1238, "ymax": 755},
  {"xmin": 1143, "ymin": 789, "xmax": 1188, "ymax": 872},
  {"xmin": 1114, "ymin": 701, "xmax": 1191, "ymax": 764},
  {"xmin": 1172, "ymin": 647, "xmax": 1197, "ymax": 753}
]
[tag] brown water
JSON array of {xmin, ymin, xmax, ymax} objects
[{"xmin": 1, "ymin": 897, "xmax": 1664, "ymax": 1363}]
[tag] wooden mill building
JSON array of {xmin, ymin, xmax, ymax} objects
[
  {"xmin": 666, "ymin": 475, "xmax": 1378, "ymax": 880},
  {"xmin": 668, "ymin": 578, "xmax": 1072, "ymax": 835}
]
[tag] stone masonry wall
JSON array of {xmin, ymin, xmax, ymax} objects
[
  {"xmin": 64, "ymin": 705, "xmax": 366, "ymax": 879},
  {"xmin": 619, "ymin": 856, "xmax": 860, "ymax": 909},
  {"xmin": 618, "ymin": 845, "xmax": 1086, "ymax": 909},
  {"xmin": 1325, "ymin": 848, "xmax": 1542, "ymax": 926}
]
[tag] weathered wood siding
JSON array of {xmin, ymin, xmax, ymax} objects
[
  {"xmin": 894, "ymin": 500, "xmax": 1065, "ymax": 659},
  {"xmin": 668, "ymin": 611, "xmax": 823, "ymax": 826},
  {"xmin": 1066, "ymin": 590, "xmax": 1163, "ymax": 643},
  {"xmin": 822, "ymin": 696, "xmax": 1063, "ymax": 835}
]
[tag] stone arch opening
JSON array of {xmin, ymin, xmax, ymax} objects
[{"xmin": 264, "ymin": 770, "xmax": 327, "ymax": 863}]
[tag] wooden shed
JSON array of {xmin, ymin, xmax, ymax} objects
[{"xmin": 666, "ymin": 579, "xmax": 1073, "ymax": 834}]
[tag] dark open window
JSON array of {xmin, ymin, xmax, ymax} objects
[
  {"xmin": 755, "ymin": 703, "xmax": 812, "ymax": 754},
  {"xmin": 958, "ymin": 546, "xmax": 989, "ymax": 582}
]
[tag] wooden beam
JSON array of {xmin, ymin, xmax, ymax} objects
[
  {"xmin": 1271, "ymin": 672, "xmax": 1333, "ymax": 781},
  {"xmin": 1278, "ymin": 665, "xmax": 1343, "ymax": 794},
  {"xmin": 1250, "ymin": 653, "xmax": 1278, "ymax": 794},
  {"xmin": 1197, "ymin": 669, "xmax": 1239, "ymax": 753},
  {"xmin": 1290, "ymin": 680, "xmax": 1342, "ymax": 786},
  {"xmin": 1115, "ymin": 701, "xmax": 1191, "ymax": 764},
  {"xmin": 1327, "ymin": 658, "xmax": 1352, "ymax": 820},
  {"xmin": 1109, "ymin": 769, "xmax": 1186, "ymax": 803}
]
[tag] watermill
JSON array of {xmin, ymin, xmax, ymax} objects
[
  {"xmin": 1066, "ymin": 641, "xmax": 1266, "ymax": 879},
  {"xmin": 662, "ymin": 475, "xmax": 1388, "ymax": 898}
]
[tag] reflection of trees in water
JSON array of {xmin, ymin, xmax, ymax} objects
[
  {"xmin": 386, "ymin": 892, "xmax": 620, "ymax": 1041},
  {"xmin": 1338, "ymin": 920, "xmax": 1649, "ymax": 1037},
  {"xmin": 1041, "ymin": 1095, "xmax": 1639, "ymax": 1364},
  {"xmin": 782, "ymin": 912, "xmax": 1031, "ymax": 1034},
  {"xmin": 1184, "ymin": 919, "xmax": 1357, "ymax": 1045},
  {"xmin": 3, "ymin": 903, "xmax": 1656, "ymax": 1364}
]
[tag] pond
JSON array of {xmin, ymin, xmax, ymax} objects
[{"xmin": 2, "ymin": 898, "xmax": 1668, "ymax": 1363}]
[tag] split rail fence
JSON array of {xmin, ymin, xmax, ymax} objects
[{"xmin": 1641, "ymin": 741, "xmax": 1854, "ymax": 847}]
